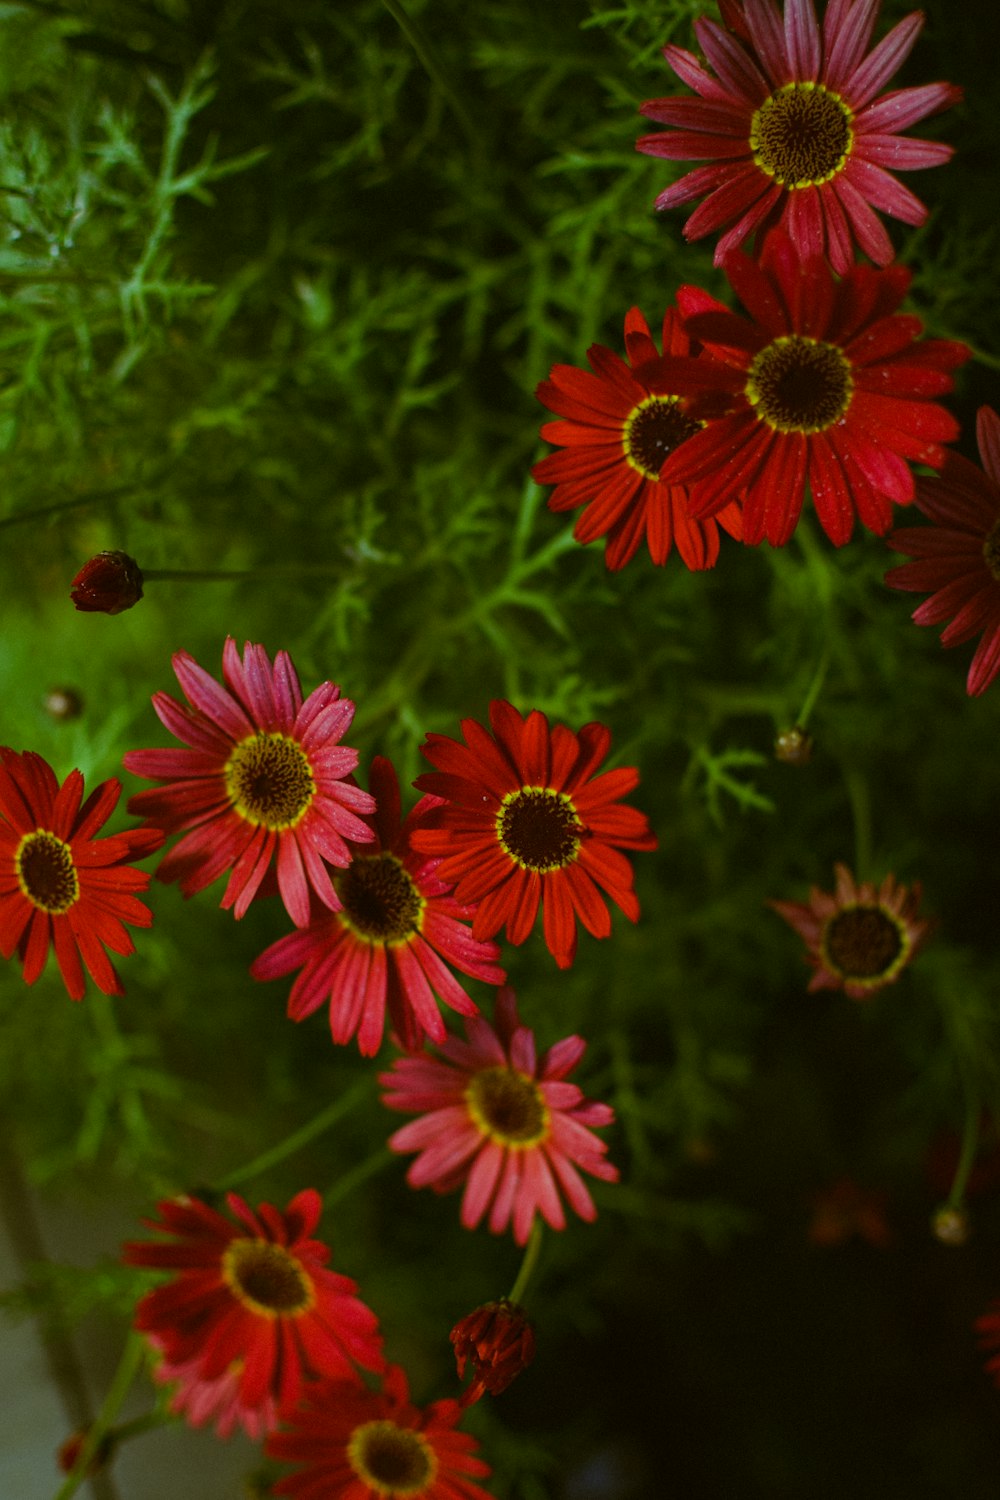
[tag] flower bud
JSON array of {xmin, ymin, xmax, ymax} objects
[
  {"xmin": 57, "ymin": 1426, "xmax": 114, "ymax": 1477},
  {"xmin": 774, "ymin": 725, "xmax": 814, "ymax": 766},
  {"xmin": 70, "ymin": 551, "xmax": 144, "ymax": 614},
  {"xmin": 450, "ymin": 1298, "xmax": 535, "ymax": 1405},
  {"xmin": 43, "ymin": 686, "xmax": 84, "ymax": 720},
  {"xmin": 932, "ymin": 1204, "xmax": 970, "ymax": 1246}
]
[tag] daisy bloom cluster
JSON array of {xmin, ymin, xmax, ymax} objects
[
  {"xmin": 411, "ymin": 699, "xmax": 656, "ymax": 970},
  {"xmin": 532, "ymin": 304, "xmax": 743, "ymax": 571},
  {"xmin": 124, "ymin": 638, "xmax": 375, "ymax": 928},
  {"xmin": 637, "ymin": 0, "xmax": 961, "ymax": 273},
  {"xmin": 380, "ymin": 987, "xmax": 619, "ymax": 1246},
  {"xmin": 886, "ymin": 406, "xmax": 1000, "ymax": 697},
  {"xmin": 0, "ymin": 749, "xmax": 159, "ymax": 1001},
  {"xmin": 770, "ymin": 860, "xmax": 931, "ymax": 999},
  {"xmin": 122, "ymin": 1188, "xmax": 383, "ymax": 1436},
  {"xmin": 266, "ymin": 1363, "xmax": 491, "ymax": 1500},
  {"xmin": 251, "ymin": 756, "xmax": 505, "ymax": 1056}
]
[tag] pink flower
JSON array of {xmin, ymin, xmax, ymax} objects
[
  {"xmin": 148, "ymin": 1341, "xmax": 279, "ymax": 1441},
  {"xmin": 251, "ymin": 757, "xmax": 505, "ymax": 1056},
  {"xmin": 637, "ymin": 0, "xmax": 961, "ymax": 275},
  {"xmin": 123, "ymin": 638, "xmax": 375, "ymax": 927},
  {"xmin": 379, "ymin": 988, "xmax": 619, "ymax": 1245}
]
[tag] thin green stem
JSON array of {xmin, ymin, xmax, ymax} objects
[
  {"xmin": 795, "ymin": 647, "xmax": 830, "ymax": 730},
  {"xmin": 141, "ymin": 565, "xmax": 348, "ymax": 580},
  {"xmin": 844, "ymin": 768, "xmax": 872, "ymax": 880},
  {"xmin": 0, "ymin": 485, "xmax": 140, "ymax": 530},
  {"xmin": 324, "ymin": 1147, "xmax": 395, "ymax": 1210},
  {"xmin": 380, "ymin": 0, "xmax": 480, "ymax": 150},
  {"xmin": 507, "ymin": 1220, "xmax": 543, "ymax": 1306},
  {"xmin": 53, "ymin": 1334, "xmax": 147, "ymax": 1500},
  {"xmin": 216, "ymin": 1079, "xmax": 371, "ymax": 1191},
  {"xmin": 946, "ymin": 1091, "xmax": 981, "ymax": 1211}
]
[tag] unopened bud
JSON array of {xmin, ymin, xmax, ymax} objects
[
  {"xmin": 774, "ymin": 726, "xmax": 814, "ymax": 766},
  {"xmin": 70, "ymin": 551, "xmax": 144, "ymax": 614},
  {"xmin": 932, "ymin": 1205, "xmax": 970, "ymax": 1246},
  {"xmin": 450, "ymin": 1298, "xmax": 535, "ymax": 1405}
]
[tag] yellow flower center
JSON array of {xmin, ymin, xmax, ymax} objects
[
  {"xmin": 224, "ymin": 732, "xmax": 315, "ymax": 830},
  {"xmin": 221, "ymin": 1238, "xmax": 315, "ymax": 1318},
  {"xmin": 336, "ymin": 853, "xmax": 424, "ymax": 944},
  {"xmin": 746, "ymin": 335, "xmax": 853, "ymax": 434},
  {"xmin": 750, "ymin": 82, "xmax": 854, "ymax": 188},
  {"xmin": 346, "ymin": 1420, "xmax": 437, "ymax": 1496},
  {"xmin": 466, "ymin": 1066, "xmax": 550, "ymax": 1148},
  {"xmin": 15, "ymin": 831, "xmax": 80, "ymax": 914},
  {"xmin": 496, "ymin": 787, "xmax": 582, "ymax": 873},
  {"xmin": 623, "ymin": 396, "xmax": 701, "ymax": 481},
  {"xmin": 821, "ymin": 905, "xmax": 906, "ymax": 987}
]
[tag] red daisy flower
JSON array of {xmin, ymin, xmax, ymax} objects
[
  {"xmin": 807, "ymin": 1177, "xmax": 891, "ymax": 1248},
  {"xmin": 148, "ymin": 1340, "xmax": 279, "ymax": 1440},
  {"xmin": 122, "ymin": 1189, "xmax": 384, "ymax": 1413},
  {"xmin": 379, "ymin": 987, "xmax": 619, "ymax": 1246},
  {"xmin": 976, "ymin": 1303, "xmax": 1000, "ymax": 1392},
  {"xmin": 532, "ymin": 305, "xmax": 743, "ymax": 571},
  {"xmin": 410, "ymin": 700, "xmax": 656, "ymax": 970},
  {"xmin": 0, "ymin": 749, "xmax": 159, "ymax": 1001},
  {"xmin": 250, "ymin": 756, "xmax": 505, "ymax": 1057},
  {"xmin": 637, "ymin": 0, "xmax": 961, "ymax": 275},
  {"xmin": 266, "ymin": 1364, "xmax": 492, "ymax": 1500},
  {"xmin": 770, "ymin": 860, "xmax": 931, "ymax": 999},
  {"xmin": 654, "ymin": 229, "xmax": 967, "ymax": 546},
  {"xmin": 123, "ymin": 637, "xmax": 376, "ymax": 928},
  {"xmin": 885, "ymin": 406, "xmax": 1000, "ymax": 697}
]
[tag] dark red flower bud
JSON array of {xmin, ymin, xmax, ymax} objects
[
  {"xmin": 70, "ymin": 551, "xmax": 144, "ymax": 614},
  {"xmin": 57, "ymin": 1426, "xmax": 115, "ymax": 1476},
  {"xmin": 450, "ymin": 1298, "xmax": 535, "ymax": 1405}
]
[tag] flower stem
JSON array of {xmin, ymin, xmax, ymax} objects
[
  {"xmin": 845, "ymin": 767, "xmax": 873, "ymax": 880},
  {"xmin": 379, "ymin": 0, "xmax": 480, "ymax": 149},
  {"xmin": 215, "ymin": 1078, "xmax": 372, "ymax": 1191},
  {"xmin": 52, "ymin": 1333, "xmax": 148, "ymax": 1500},
  {"xmin": 946, "ymin": 1093, "xmax": 981, "ymax": 1211},
  {"xmin": 795, "ymin": 647, "xmax": 830, "ymax": 730},
  {"xmin": 507, "ymin": 1221, "xmax": 544, "ymax": 1306},
  {"xmin": 141, "ymin": 566, "xmax": 348, "ymax": 580}
]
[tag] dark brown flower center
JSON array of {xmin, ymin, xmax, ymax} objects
[
  {"xmin": 221, "ymin": 1238, "xmax": 314, "ymax": 1317},
  {"xmin": 347, "ymin": 1421, "xmax": 435, "ymax": 1494},
  {"xmin": 336, "ymin": 852, "xmax": 423, "ymax": 942},
  {"xmin": 823, "ymin": 906, "xmax": 903, "ymax": 981},
  {"xmin": 983, "ymin": 518, "xmax": 1000, "ymax": 581},
  {"xmin": 750, "ymin": 83, "xmax": 853, "ymax": 187},
  {"xmin": 496, "ymin": 788, "xmax": 582, "ymax": 873},
  {"xmin": 467, "ymin": 1066, "xmax": 549, "ymax": 1146},
  {"xmin": 747, "ymin": 335, "xmax": 853, "ymax": 433},
  {"xmin": 623, "ymin": 397, "xmax": 701, "ymax": 481},
  {"xmin": 225, "ymin": 732, "xmax": 315, "ymax": 830},
  {"xmin": 15, "ymin": 831, "xmax": 80, "ymax": 914}
]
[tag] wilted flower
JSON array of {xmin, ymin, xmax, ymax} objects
[{"xmin": 450, "ymin": 1298, "xmax": 536, "ymax": 1405}]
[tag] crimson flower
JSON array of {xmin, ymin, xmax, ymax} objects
[
  {"xmin": 655, "ymin": 229, "xmax": 966, "ymax": 546},
  {"xmin": 976, "ymin": 1303, "xmax": 1000, "ymax": 1393},
  {"xmin": 532, "ymin": 305, "xmax": 742, "ymax": 571},
  {"xmin": 148, "ymin": 1341, "xmax": 278, "ymax": 1440},
  {"xmin": 122, "ymin": 1189, "xmax": 384, "ymax": 1415},
  {"xmin": 0, "ymin": 749, "xmax": 159, "ymax": 1001},
  {"xmin": 450, "ymin": 1298, "xmax": 535, "ymax": 1405},
  {"xmin": 637, "ymin": 0, "xmax": 961, "ymax": 275},
  {"xmin": 70, "ymin": 550, "xmax": 144, "ymax": 614},
  {"xmin": 123, "ymin": 638, "xmax": 375, "ymax": 927},
  {"xmin": 770, "ymin": 860, "xmax": 930, "ymax": 999},
  {"xmin": 885, "ymin": 406, "xmax": 1000, "ymax": 697},
  {"xmin": 380, "ymin": 987, "xmax": 619, "ymax": 1246},
  {"xmin": 251, "ymin": 756, "xmax": 505, "ymax": 1056},
  {"xmin": 266, "ymin": 1364, "xmax": 492, "ymax": 1500},
  {"xmin": 410, "ymin": 699, "xmax": 656, "ymax": 970}
]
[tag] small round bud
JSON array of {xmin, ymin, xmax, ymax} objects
[
  {"xmin": 70, "ymin": 551, "xmax": 144, "ymax": 614},
  {"xmin": 774, "ymin": 725, "xmax": 814, "ymax": 766},
  {"xmin": 43, "ymin": 686, "xmax": 84, "ymax": 721},
  {"xmin": 932, "ymin": 1204, "xmax": 970, "ymax": 1246}
]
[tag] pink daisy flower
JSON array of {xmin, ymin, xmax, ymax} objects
[
  {"xmin": 123, "ymin": 638, "xmax": 375, "ymax": 927},
  {"xmin": 250, "ymin": 756, "xmax": 505, "ymax": 1056},
  {"xmin": 148, "ymin": 1340, "xmax": 279, "ymax": 1441},
  {"xmin": 379, "ymin": 987, "xmax": 619, "ymax": 1246},
  {"xmin": 637, "ymin": 0, "xmax": 961, "ymax": 275},
  {"xmin": 885, "ymin": 406, "xmax": 1000, "ymax": 697}
]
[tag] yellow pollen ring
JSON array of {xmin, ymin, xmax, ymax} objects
[
  {"xmin": 220, "ymin": 1238, "xmax": 315, "ymax": 1319},
  {"xmin": 346, "ymin": 1419, "xmax": 437, "ymax": 1495},
  {"xmin": 749, "ymin": 81, "xmax": 854, "ymax": 189},
  {"xmin": 466, "ymin": 1066, "xmax": 551, "ymax": 1150},
  {"xmin": 15, "ymin": 829, "xmax": 80, "ymax": 914},
  {"xmin": 819, "ymin": 904, "xmax": 909, "ymax": 991},
  {"xmin": 495, "ymin": 786, "xmax": 583, "ymax": 874},
  {"xmin": 223, "ymin": 731, "xmax": 316, "ymax": 831}
]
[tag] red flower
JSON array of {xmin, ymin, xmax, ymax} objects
[
  {"xmin": 450, "ymin": 1298, "xmax": 535, "ymax": 1405},
  {"xmin": 976, "ymin": 1303, "xmax": 1000, "ymax": 1391},
  {"xmin": 637, "ymin": 0, "xmax": 961, "ymax": 276},
  {"xmin": 123, "ymin": 638, "xmax": 376, "ymax": 927},
  {"xmin": 380, "ymin": 987, "xmax": 619, "ymax": 1246},
  {"xmin": 410, "ymin": 700, "xmax": 656, "ymax": 970},
  {"xmin": 532, "ymin": 305, "xmax": 742, "ymax": 571},
  {"xmin": 770, "ymin": 860, "xmax": 930, "ymax": 999},
  {"xmin": 885, "ymin": 407, "xmax": 1000, "ymax": 697},
  {"xmin": 250, "ymin": 756, "xmax": 505, "ymax": 1056},
  {"xmin": 656, "ymin": 230, "xmax": 967, "ymax": 546},
  {"xmin": 148, "ymin": 1341, "xmax": 278, "ymax": 1440},
  {"xmin": 0, "ymin": 749, "xmax": 159, "ymax": 1001},
  {"xmin": 807, "ymin": 1178, "xmax": 891, "ymax": 1248},
  {"xmin": 70, "ymin": 550, "xmax": 144, "ymax": 614},
  {"xmin": 122, "ymin": 1189, "xmax": 384, "ymax": 1413},
  {"xmin": 266, "ymin": 1364, "xmax": 492, "ymax": 1500}
]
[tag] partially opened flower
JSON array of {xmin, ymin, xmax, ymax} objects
[
  {"xmin": 656, "ymin": 230, "xmax": 967, "ymax": 546},
  {"xmin": 123, "ymin": 638, "xmax": 375, "ymax": 927},
  {"xmin": 533, "ymin": 305, "xmax": 743, "ymax": 571},
  {"xmin": 380, "ymin": 987, "xmax": 619, "ymax": 1246},
  {"xmin": 450, "ymin": 1298, "xmax": 535, "ymax": 1405},
  {"xmin": 770, "ymin": 860, "xmax": 930, "ymax": 999},
  {"xmin": 0, "ymin": 749, "xmax": 159, "ymax": 1001},
  {"xmin": 123, "ymin": 1189, "xmax": 384, "ymax": 1414},
  {"xmin": 885, "ymin": 406, "xmax": 1000, "ymax": 697},
  {"xmin": 251, "ymin": 756, "xmax": 505, "ymax": 1056},
  {"xmin": 266, "ymin": 1364, "xmax": 492, "ymax": 1500},
  {"xmin": 411, "ymin": 700, "xmax": 656, "ymax": 970},
  {"xmin": 637, "ymin": 0, "xmax": 961, "ymax": 275}
]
